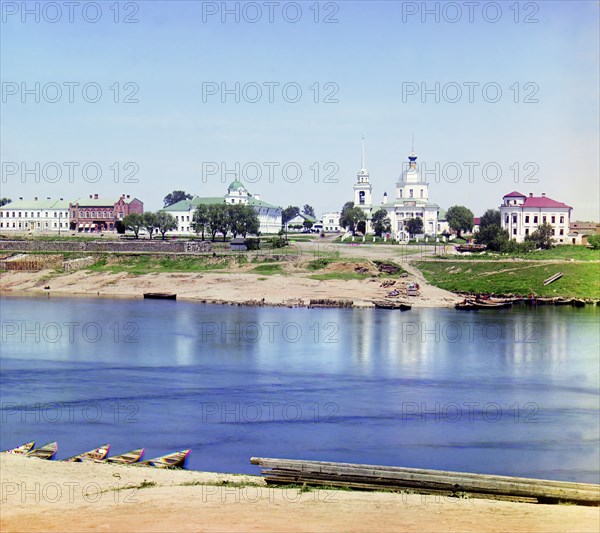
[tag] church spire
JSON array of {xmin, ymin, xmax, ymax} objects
[
  {"xmin": 361, "ymin": 137, "xmax": 365, "ymax": 170},
  {"xmin": 357, "ymin": 137, "xmax": 369, "ymax": 182}
]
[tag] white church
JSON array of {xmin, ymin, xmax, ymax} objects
[{"xmin": 352, "ymin": 141, "xmax": 440, "ymax": 240}]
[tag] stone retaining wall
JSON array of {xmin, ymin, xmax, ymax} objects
[{"xmin": 0, "ymin": 240, "xmax": 212, "ymax": 254}]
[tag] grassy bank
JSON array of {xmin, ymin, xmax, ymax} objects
[
  {"xmin": 438, "ymin": 246, "xmax": 600, "ymax": 262},
  {"xmin": 414, "ymin": 260, "xmax": 600, "ymax": 299}
]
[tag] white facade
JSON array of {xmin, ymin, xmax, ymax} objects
[
  {"xmin": 321, "ymin": 212, "xmax": 341, "ymax": 232},
  {"xmin": 499, "ymin": 191, "xmax": 572, "ymax": 244},
  {"xmin": 163, "ymin": 180, "xmax": 282, "ymax": 236},
  {"xmin": 380, "ymin": 152, "xmax": 439, "ymax": 239},
  {"xmin": 0, "ymin": 197, "xmax": 70, "ymax": 233}
]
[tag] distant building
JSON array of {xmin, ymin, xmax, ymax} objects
[
  {"xmin": 499, "ymin": 191, "xmax": 572, "ymax": 244},
  {"xmin": 0, "ymin": 197, "xmax": 70, "ymax": 233},
  {"xmin": 285, "ymin": 212, "xmax": 317, "ymax": 232},
  {"xmin": 379, "ymin": 151, "xmax": 439, "ymax": 240},
  {"xmin": 569, "ymin": 221, "xmax": 600, "ymax": 245},
  {"xmin": 163, "ymin": 180, "xmax": 282, "ymax": 235},
  {"xmin": 321, "ymin": 212, "xmax": 341, "ymax": 232},
  {"xmin": 69, "ymin": 194, "xmax": 143, "ymax": 233},
  {"xmin": 349, "ymin": 140, "xmax": 440, "ymax": 239}
]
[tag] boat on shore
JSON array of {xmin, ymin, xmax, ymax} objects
[
  {"xmin": 372, "ymin": 300, "xmax": 412, "ymax": 310},
  {"xmin": 456, "ymin": 299, "xmax": 513, "ymax": 310},
  {"xmin": 63, "ymin": 444, "xmax": 110, "ymax": 462},
  {"xmin": 2, "ymin": 441, "xmax": 35, "ymax": 455},
  {"xmin": 138, "ymin": 449, "xmax": 191, "ymax": 468},
  {"xmin": 104, "ymin": 448, "xmax": 145, "ymax": 464},
  {"xmin": 26, "ymin": 441, "xmax": 58, "ymax": 460},
  {"xmin": 144, "ymin": 293, "xmax": 177, "ymax": 300}
]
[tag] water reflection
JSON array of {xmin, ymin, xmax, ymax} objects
[{"xmin": 0, "ymin": 295, "xmax": 598, "ymax": 482}]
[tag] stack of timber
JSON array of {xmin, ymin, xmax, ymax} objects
[{"xmin": 250, "ymin": 458, "xmax": 600, "ymax": 506}]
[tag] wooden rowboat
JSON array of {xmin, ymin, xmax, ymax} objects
[
  {"xmin": 143, "ymin": 293, "xmax": 176, "ymax": 300},
  {"xmin": 139, "ymin": 449, "xmax": 190, "ymax": 469},
  {"xmin": 2, "ymin": 441, "xmax": 35, "ymax": 455},
  {"xmin": 104, "ymin": 448, "xmax": 145, "ymax": 465},
  {"xmin": 26, "ymin": 441, "xmax": 58, "ymax": 460},
  {"xmin": 455, "ymin": 300, "xmax": 512, "ymax": 310},
  {"xmin": 63, "ymin": 444, "xmax": 110, "ymax": 462},
  {"xmin": 373, "ymin": 300, "xmax": 411, "ymax": 310}
]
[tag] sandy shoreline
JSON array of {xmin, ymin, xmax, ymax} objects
[
  {"xmin": 1, "ymin": 455, "xmax": 598, "ymax": 533},
  {"xmin": 0, "ymin": 267, "xmax": 460, "ymax": 308}
]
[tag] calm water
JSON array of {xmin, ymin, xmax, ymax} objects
[{"xmin": 1, "ymin": 295, "xmax": 598, "ymax": 483}]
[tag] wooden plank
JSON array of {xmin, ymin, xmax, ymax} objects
[
  {"xmin": 261, "ymin": 469, "xmax": 599, "ymax": 503},
  {"xmin": 250, "ymin": 458, "xmax": 600, "ymax": 505},
  {"xmin": 251, "ymin": 458, "xmax": 597, "ymax": 491}
]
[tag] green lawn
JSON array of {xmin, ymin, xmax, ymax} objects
[
  {"xmin": 439, "ymin": 246, "xmax": 600, "ymax": 261},
  {"xmin": 87, "ymin": 255, "xmax": 231, "ymax": 275},
  {"xmin": 250, "ymin": 263, "xmax": 284, "ymax": 275},
  {"xmin": 414, "ymin": 260, "xmax": 600, "ymax": 298}
]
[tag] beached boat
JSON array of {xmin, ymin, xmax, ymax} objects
[
  {"xmin": 138, "ymin": 449, "xmax": 190, "ymax": 468},
  {"xmin": 26, "ymin": 441, "xmax": 58, "ymax": 460},
  {"xmin": 572, "ymin": 299, "xmax": 586, "ymax": 308},
  {"xmin": 455, "ymin": 300, "xmax": 512, "ymax": 310},
  {"xmin": 63, "ymin": 444, "xmax": 110, "ymax": 462},
  {"xmin": 553, "ymin": 298, "xmax": 574, "ymax": 306},
  {"xmin": 1, "ymin": 441, "xmax": 35, "ymax": 455},
  {"xmin": 104, "ymin": 448, "xmax": 145, "ymax": 465},
  {"xmin": 143, "ymin": 293, "xmax": 176, "ymax": 300},
  {"xmin": 373, "ymin": 300, "xmax": 411, "ymax": 310}
]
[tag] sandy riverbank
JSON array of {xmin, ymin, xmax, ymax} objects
[
  {"xmin": 0, "ymin": 267, "xmax": 460, "ymax": 308},
  {"xmin": 1, "ymin": 455, "xmax": 598, "ymax": 533}
]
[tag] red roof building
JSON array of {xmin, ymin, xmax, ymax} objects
[{"xmin": 500, "ymin": 192, "xmax": 573, "ymax": 244}]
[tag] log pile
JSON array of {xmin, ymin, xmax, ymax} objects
[{"xmin": 250, "ymin": 457, "xmax": 600, "ymax": 506}]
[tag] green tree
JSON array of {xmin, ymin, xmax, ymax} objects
[
  {"xmin": 474, "ymin": 225, "xmax": 510, "ymax": 251},
  {"xmin": 526, "ymin": 222, "xmax": 555, "ymax": 249},
  {"xmin": 155, "ymin": 211, "xmax": 177, "ymax": 240},
  {"xmin": 587, "ymin": 234, "xmax": 600, "ymax": 250},
  {"xmin": 405, "ymin": 217, "xmax": 424, "ymax": 237},
  {"xmin": 229, "ymin": 204, "xmax": 260, "ymax": 237},
  {"xmin": 303, "ymin": 204, "xmax": 315, "ymax": 217},
  {"xmin": 371, "ymin": 209, "xmax": 391, "ymax": 237},
  {"xmin": 163, "ymin": 191, "xmax": 193, "ymax": 208},
  {"xmin": 142, "ymin": 211, "xmax": 158, "ymax": 239},
  {"xmin": 282, "ymin": 205, "xmax": 300, "ymax": 224},
  {"xmin": 0, "ymin": 198, "xmax": 11, "ymax": 207},
  {"xmin": 446, "ymin": 205, "xmax": 474, "ymax": 238},
  {"xmin": 192, "ymin": 204, "xmax": 209, "ymax": 240},
  {"xmin": 479, "ymin": 209, "xmax": 501, "ymax": 229},
  {"xmin": 303, "ymin": 219, "xmax": 314, "ymax": 231},
  {"xmin": 122, "ymin": 213, "xmax": 144, "ymax": 239},
  {"xmin": 206, "ymin": 204, "xmax": 230, "ymax": 241},
  {"xmin": 340, "ymin": 206, "xmax": 366, "ymax": 236}
]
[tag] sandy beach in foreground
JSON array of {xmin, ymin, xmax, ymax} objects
[{"xmin": 1, "ymin": 455, "xmax": 598, "ymax": 533}]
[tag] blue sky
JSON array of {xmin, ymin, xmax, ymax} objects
[{"xmin": 1, "ymin": 1, "xmax": 598, "ymax": 219}]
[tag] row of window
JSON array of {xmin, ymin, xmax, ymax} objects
[
  {"xmin": 0, "ymin": 221, "xmax": 66, "ymax": 229},
  {"xmin": 516, "ymin": 227, "xmax": 565, "ymax": 236},
  {"xmin": 399, "ymin": 189, "xmax": 424, "ymax": 199},
  {"xmin": 506, "ymin": 214, "xmax": 565, "ymax": 224},
  {"xmin": 0, "ymin": 211, "xmax": 68, "ymax": 218},
  {"xmin": 74, "ymin": 210, "xmax": 119, "ymax": 218}
]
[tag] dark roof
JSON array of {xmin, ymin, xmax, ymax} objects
[
  {"xmin": 522, "ymin": 196, "xmax": 571, "ymax": 209},
  {"xmin": 503, "ymin": 191, "xmax": 526, "ymax": 198}
]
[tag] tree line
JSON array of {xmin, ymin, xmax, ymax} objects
[{"xmin": 121, "ymin": 203, "xmax": 260, "ymax": 241}]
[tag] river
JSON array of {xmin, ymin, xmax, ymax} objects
[{"xmin": 1, "ymin": 295, "xmax": 598, "ymax": 483}]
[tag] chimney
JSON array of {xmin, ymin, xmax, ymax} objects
[
  {"xmin": 89, "ymin": 195, "xmax": 93, "ymax": 199},
  {"xmin": 94, "ymin": 194, "xmax": 99, "ymax": 199},
  {"xmin": 19, "ymin": 197, "xmax": 23, "ymax": 200},
  {"xmin": 542, "ymin": 192, "xmax": 546, "ymax": 197},
  {"xmin": 529, "ymin": 193, "xmax": 533, "ymax": 197},
  {"xmin": 34, "ymin": 197, "xmax": 38, "ymax": 201},
  {"xmin": 126, "ymin": 194, "xmax": 130, "ymax": 199},
  {"xmin": 47, "ymin": 197, "xmax": 50, "ymax": 200},
  {"xmin": 60, "ymin": 198, "xmax": 63, "ymax": 201}
]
